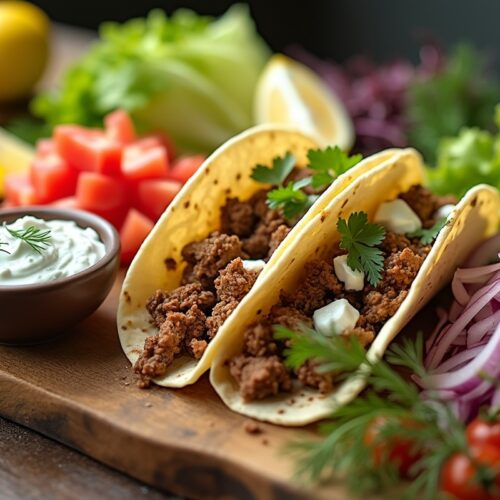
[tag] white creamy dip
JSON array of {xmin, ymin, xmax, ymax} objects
[{"xmin": 0, "ymin": 216, "xmax": 106, "ymax": 286}]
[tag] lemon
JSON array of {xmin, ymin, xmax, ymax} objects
[
  {"xmin": 0, "ymin": 1, "xmax": 50, "ymax": 101},
  {"xmin": 0, "ymin": 127, "xmax": 34, "ymax": 197},
  {"xmin": 254, "ymin": 54, "xmax": 354, "ymax": 150}
]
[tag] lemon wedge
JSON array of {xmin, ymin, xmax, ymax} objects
[
  {"xmin": 254, "ymin": 54, "xmax": 354, "ymax": 150},
  {"xmin": 0, "ymin": 128, "xmax": 34, "ymax": 197}
]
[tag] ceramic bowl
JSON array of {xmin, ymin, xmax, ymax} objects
[{"xmin": 0, "ymin": 207, "xmax": 120, "ymax": 345}]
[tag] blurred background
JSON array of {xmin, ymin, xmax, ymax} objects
[{"xmin": 30, "ymin": 0, "xmax": 500, "ymax": 63}]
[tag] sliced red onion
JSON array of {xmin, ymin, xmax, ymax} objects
[{"xmin": 420, "ymin": 237, "xmax": 500, "ymax": 423}]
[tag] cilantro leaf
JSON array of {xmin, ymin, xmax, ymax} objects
[
  {"xmin": 407, "ymin": 218, "xmax": 447, "ymax": 245},
  {"xmin": 251, "ymin": 152, "xmax": 296, "ymax": 185},
  {"xmin": 268, "ymin": 181, "xmax": 310, "ymax": 219},
  {"xmin": 307, "ymin": 146, "xmax": 362, "ymax": 189},
  {"xmin": 337, "ymin": 212, "xmax": 386, "ymax": 286}
]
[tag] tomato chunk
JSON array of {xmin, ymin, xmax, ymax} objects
[
  {"xmin": 169, "ymin": 155, "xmax": 205, "ymax": 183},
  {"xmin": 122, "ymin": 139, "xmax": 169, "ymax": 181},
  {"xmin": 55, "ymin": 125, "xmax": 122, "ymax": 176},
  {"xmin": 5, "ymin": 173, "xmax": 40, "ymax": 206},
  {"xmin": 76, "ymin": 172, "xmax": 128, "ymax": 211},
  {"xmin": 120, "ymin": 209, "xmax": 154, "ymax": 264},
  {"xmin": 31, "ymin": 154, "xmax": 77, "ymax": 203},
  {"xmin": 136, "ymin": 179, "xmax": 182, "ymax": 220},
  {"xmin": 146, "ymin": 132, "xmax": 176, "ymax": 163},
  {"xmin": 105, "ymin": 109, "xmax": 136, "ymax": 145},
  {"xmin": 36, "ymin": 138, "xmax": 56, "ymax": 156}
]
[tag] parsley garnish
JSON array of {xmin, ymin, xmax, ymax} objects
[
  {"xmin": 277, "ymin": 327, "xmax": 468, "ymax": 498},
  {"xmin": 307, "ymin": 146, "xmax": 362, "ymax": 189},
  {"xmin": 337, "ymin": 212, "xmax": 386, "ymax": 286},
  {"xmin": 407, "ymin": 217, "xmax": 447, "ymax": 245},
  {"xmin": 251, "ymin": 148, "xmax": 363, "ymax": 222},
  {"xmin": 251, "ymin": 152, "xmax": 296, "ymax": 185},
  {"xmin": 5, "ymin": 225, "xmax": 52, "ymax": 254}
]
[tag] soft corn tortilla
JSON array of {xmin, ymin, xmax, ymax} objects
[
  {"xmin": 209, "ymin": 152, "xmax": 500, "ymax": 425},
  {"xmin": 117, "ymin": 124, "xmax": 421, "ymax": 388}
]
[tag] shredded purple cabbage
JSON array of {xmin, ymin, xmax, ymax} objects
[{"xmin": 289, "ymin": 45, "xmax": 443, "ymax": 155}]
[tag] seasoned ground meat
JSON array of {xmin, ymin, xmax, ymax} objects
[
  {"xmin": 181, "ymin": 232, "xmax": 244, "ymax": 289},
  {"xmin": 362, "ymin": 289, "xmax": 408, "ymax": 325},
  {"xmin": 243, "ymin": 322, "xmax": 279, "ymax": 357},
  {"xmin": 296, "ymin": 360, "xmax": 333, "ymax": 393},
  {"xmin": 243, "ymin": 208, "xmax": 288, "ymax": 259},
  {"xmin": 135, "ymin": 310, "xmax": 199, "ymax": 387},
  {"xmin": 268, "ymin": 224, "xmax": 290, "ymax": 258},
  {"xmin": 343, "ymin": 326, "xmax": 375, "ymax": 347},
  {"xmin": 206, "ymin": 259, "xmax": 258, "ymax": 338},
  {"xmin": 281, "ymin": 260, "xmax": 343, "ymax": 315},
  {"xmin": 146, "ymin": 284, "xmax": 215, "ymax": 327},
  {"xmin": 229, "ymin": 355, "xmax": 292, "ymax": 401},
  {"xmin": 220, "ymin": 197, "xmax": 256, "ymax": 237},
  {"xmin": 269, "ymin": 305, "xmax": 312, "ymax": 330},
  {"xmin": 382, "ymin": 248, "xmax": 424, "ymax": 290}
]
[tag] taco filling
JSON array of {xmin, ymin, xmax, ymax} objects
[
  {"xmin": 227, "ymin": 185, "xmax": 456, "ymax": 401},
  {"xmin": 133, "ymin": 149, "xmax": 359, "ymax": 387}
]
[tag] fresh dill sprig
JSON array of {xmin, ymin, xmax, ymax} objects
[
  {"xmin": 6, "ymin": 225, "xmax": 52, "ymax": 254},
  {"xmin": 279, "ymin": 330, "xmax": 467, "ymax": 498}
]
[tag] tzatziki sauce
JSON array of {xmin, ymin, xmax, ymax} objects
[{"xmin": 0, "ymin": 216, "xmax": 106, "ymax": 286}]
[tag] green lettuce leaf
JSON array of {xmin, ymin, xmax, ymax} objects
[{"xmin": 32, "ymin": 5, "xmax": 270, "ymax": 153}]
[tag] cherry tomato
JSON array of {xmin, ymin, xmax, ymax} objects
[
  {"xmin": 467, "ymin": 417, "xmax": 500, "ymax": 449},
  {"xmin": 440, "ymin": 445, "xmax": 500, "ymax": 500},
  {"xmin": 363, "ymin": 416, "xmax": 422, "ymax": 478}
]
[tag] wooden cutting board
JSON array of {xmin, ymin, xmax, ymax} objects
[{"xmin": 0, "ymin": 271, "xmax": 372, "ymax": 500}]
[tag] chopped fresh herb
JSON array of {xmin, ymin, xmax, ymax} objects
[
  {"xmin": 6, "ymin": 225, "xmax": 52, "ymax": 254},
  {"xmin": 337, "ymin": 212, "xmax": 386, "ymax": 286},
  {"xmin": 251, "ymin": 152, "xmax": 296, "ymax": 185},
  {"xmin": 279, "ymin": 329, "xmax": 467, "ymax": 498},
  {"xmin": 267, "ymin": 181, "xmax": 311, "ymax": 219},
  {"xmin": 407, "ymin": 217, "xmax": 447, "ymax": 245},
  {"xmin": 307, "ymin": 146, "xmax": 362, "ymax": 189}
]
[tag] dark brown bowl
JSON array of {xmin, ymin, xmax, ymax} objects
[{"xmin": 0, "ymin": 207, "xmax": 120, "ymax": 345}]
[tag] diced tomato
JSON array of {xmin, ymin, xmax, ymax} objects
[
  {"xmin": 146, "ymin": 132, "xmax": 176, "ymax": 163},
  {"xmin": 55, "ymin": 125, "xmax": 122, "ymax": 176},
  {"xmin": 5, "ymin": 173, "xmax": 40, "ymax": 206},
  {"xmin": 51, "ymin": 196, "xmax": 80, "ymax": 210},
  {"xmin": 76, "ymin": 172, "xmax": 128, "ymax": 212},
  {"xmin": 136, "ymin": 179, "xmax": 182, "ymax": 220},
  {"xmin": 169, "ymin": 155, "xmax": 205, "ymax": 184},
  {"xmin": 122, "ymin": 139, "xmax": 169, "ymax": 181},
  {"xmin": 31, "ymin": 154, "xmax": 77, "ymax": 203},
  {"xmin": 105, "ymin": 109, "xmax": 136, "ymax": 145},
  {"xmin": 120, "ymin": 208, "xmax": 154, "ymax": 264},
  {"xmin": 36, "ymin": 138, "xmax": 56, "ymax": 156}
]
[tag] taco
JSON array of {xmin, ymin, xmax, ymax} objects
[
  {"xmin": 117, "ymin": 124, "xmax": 419, "ymax": 389},
  {"xmin": 209, "ymin": 150, "xmax": 499, "ymax": 425}
]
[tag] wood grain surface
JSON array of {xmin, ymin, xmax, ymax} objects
[
  {"xmin": 0, "ymin": 416, "xmax": 177, "ymax": 500},
  {"xmin": 0, "ymin": 272, "xmax": 359, "ymax": 500}
]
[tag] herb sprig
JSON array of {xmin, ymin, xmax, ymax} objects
[
  {"xmin": 408, "ymin": 218, "xmax": 447, "ymax": 245},
  {"xmin": 5, "ymin": 225, "xmax": 52, "ymax": 254},
  {"xmin": 337, "ymin": 212, "xmax": 386, "ymax": 286},
  {"xmin": 251, "ymin": 147, "xmax": 362, "ymax": 221},
  {"xmin": 277, "ymin": 327, "xmax": 467, "ymax": 498}
]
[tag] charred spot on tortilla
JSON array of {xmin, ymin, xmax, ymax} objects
[
  {"xmin": 164, "ymin": 258, "xmax": 177, "ymax": 271},
  {"xmin": 236, "ymin": 173, "xmax": 242, "ymax": 181},
  {"xmin": 471, "ymin": 196, "xmax": 478, "ymax": 207},
  {"xmin": 213, "ymin": 179, "xmax": 219, "ymax": 185},
  {"xmin": 184, "ymin": 201, "xmax": 190, "ymax": 209},
  {"xmin": 341, "ymin": 198, "xmax": 349, "ymax": 209},
  {"xmin": 122, "ymin": 325, "xmax": 127, "ymax": 330}
]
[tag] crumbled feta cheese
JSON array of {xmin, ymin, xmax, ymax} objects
[
  {"xmin": 434, "ymin": 204, "xmax": 455, "ymax": 220},
  {"xmin": 374, "ymin": 199, "xmax": 422, "ymax": 234},
  {"xmin": 242, "ymin": 259, "xmax": 266, "ymax": 273},
  {"xmin": 313, "ymin": 299, "xmax": 360, "ymax": 336},
  {"xmin": 333, "ymin": 254, "xmax": 364, "ymax": 291}
]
